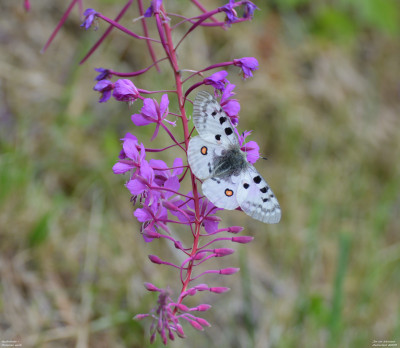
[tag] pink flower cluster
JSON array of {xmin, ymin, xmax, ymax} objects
[{"xmin": 42, "ymin": 0, "xmax": 260, "ymax": 344}]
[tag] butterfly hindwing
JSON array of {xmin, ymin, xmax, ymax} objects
[
  {"xmin": 202, "ymin": 176, "xmax": 240, "ymax": 210},
  {"xmin": 193, "ymin": 91, "xmax": 238, "ymax": 146},
  {"xmin": 237, "ymin": 165, "xmax": 281, "ymax": 224},
  {"xmin": 187, "ymin": 136, "xmax": 223, "ymax": 180}
]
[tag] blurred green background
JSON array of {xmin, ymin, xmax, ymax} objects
[{"xmin": 1, "ymin": 0, "xmax": 399, "ymax": 347}]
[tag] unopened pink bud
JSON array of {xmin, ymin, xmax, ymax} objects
[
  {"xmin": 209, "ymin": 287, "xmax": 230, "ymax": 294},
  {"xmin": 174, "ymin": 303, "xmax": 189, "ymax": 312},
  {"xmin": 220, "ymin": 267, "xmax": 240, "ymax": 275},
  {"xmin": 161, "ymin": 329, "xmax": 168, "ymax": 345},
  {"xmin": 194, "ymin": 284, "xmax": 209, "ymax": 291},
  {"xmin": 191, "ymin": 304, "xmax": 211, "ymax": 312},
  {"xmin": 174, "ymin": 241, "xmax": 183, "ymax": 249},
  {"xmin": 194, "ymin": 251, "xmax": 207, "ymax": 260},
  {"xmin": 176, "ymin": 324, "xmax": 186, "ymax": 338},
  {"xmin": 168, "ymin": 329, "xmax": 175, "ymax": 340},
  {"xmin": 144, "ymin": 282, "xmax": 160, "ymax": 292},
  {"xmin": 232, "ymin": 236, "xmax": 254, "ymax": 243},
  {"xmin": 182, "ymin": 288, "xmax": 197, "ymax": 297},
  {"xmin": 196, "ymin": 317, "xmax": 211, "ymax": 327},
  {"xmin": 188, "ymin": 320, "xmax": 204, "ymax": 331},
  {"xmin": 228, "ymin": 226, "xmax": 244, "ymax": 233},
  {"xmin": 148, "ymin": 254, "xmax": 163, "ymax": 264},
  {"xmin": 214, "ymin": 248, "xmax": 235, "ymax": 257},
  {"xmin": 133, "ymin": 313, "xmax": 149, "ymax": 320}
]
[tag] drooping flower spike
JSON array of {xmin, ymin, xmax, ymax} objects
[{"xmin": 41, "ymin": 0, "xmax": 267, "ymax": 344}]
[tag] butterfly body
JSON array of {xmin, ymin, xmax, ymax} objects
[
  {"xmin": 213, "ymin": 144, "xmax": 248, "ymax": 179},
  {"xmin": 187, "ymin": 91, "xmax": 281, "ymax": 224}
]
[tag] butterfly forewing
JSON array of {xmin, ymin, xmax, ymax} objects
[
  {"xmin": 193, "ymin": 91, "xmax": 238, "ymax": 146},
  {"xmin": 187, "ymin": 136, "xmax": 221, "ymax": 180}
]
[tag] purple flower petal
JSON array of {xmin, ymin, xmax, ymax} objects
[
  {"xmin": 159, "ymin": 94, "xmax": 169, "ymax": 116},
  {"xmin": 150, "ymin": 159, "xmax": 168, "ymax": 170},
  {"xmin": 131, "ymin": 113, "xmax": 153, "ymax": 126},
  {"xmin": 144, "ymin": 0, "xmax": 163, "ymax": 17},
  {"xmin": 203, "ymin": 219, "xmax": 219, "ymax": 234},
  {"xmin": 134, "ymin": 207, "xmax": 152, "ymax": 222},
  {"xmin": 112, "ymin": 162, "xmax": 134, "ymax": 174},
  {"xmin": 139, "ymin": 160, "xmax": 154, "ymax": 182},
  {"xmin": 220, "ymin": 0, "xmax": 238, "ymax": 26},
  {"xmin": 126, "ymin": 178, "xmax": 147, "ymax": 195},
  {"xmin": 233, "ymin": 57, "xmax": 259, "ymax": 79},
  {"xmin": 142, "ymin": 98, "xmax": 158, "ymax": 119},
  {"xmin": 220, "ymin": 83, "xmax": 240, "ymax": 124},
  {"xmin": 172, "ymin": 157, "xmax": 183, "ymax": 176},
  {"xmin": 113, "ymin": 79, "xmax": 139, "ymax": 103},
  {"xmin": 243, "ymin": 1, "xmax": 258, "ymax": 19},
  {"xmin": 243, "ymin": 140, "xmax": 260, "ymax": 163},
  {"xmin": 204, "ymin": 71, "xmax": 228, "ymax": 91},
  {"xmin": 222, "ymin": 99, "xmax": 240, "ymax": 117},
  {"xmin": 163, "ymin": 176, "xmax": 180, "ymax": 198},
  {"xmin": 236, "ymin": 129, "xmax": 260, "ymax": 164},
  {"xmin": 81, "ymin": 8, "xmax": 98, "ymax": 30},
  {"xmin": 94, "ymin": 68, "xmax": 111, "ymax": 81},
  {"xmin": 122, "ymin": 138, "xmax": 139, "ymax": 160},
  {"xmin": 93, "ymin": 80, "xmax": 114, "ymax": 103}
]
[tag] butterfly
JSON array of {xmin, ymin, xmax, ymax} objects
[{"xmin": 187, "ymin": 91, "xmax": 281, "ymax": 224}]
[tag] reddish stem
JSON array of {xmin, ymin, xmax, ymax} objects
[
  {"xmin": 80, "ymin": 0, "xmax": 133, "ymax": 64},
  {"xmin": 191, "ymin": 0, "xmax": 219, "ymax": 23},
  {"xmin": 137, "ymin": 0, "xmax": 160, "ymax": 72},
  {"xmin": 96, "ymin": 13, "xmax": 161, "ymax": 43},
  {"xmin": 41, "ymin": 0, "xmax": 80, "ymax": 53},
  {"xmin": 159, "ymin": 5, "xmax": 203, "ymax": 311}
]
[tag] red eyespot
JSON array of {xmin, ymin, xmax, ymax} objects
[
  {"xmin": 201, "ymin": 146, "xmax": 208, "ymax": 155},
  {"xmin": 225, "ymin": 189, "xmax": 234, "ymax": 197}
]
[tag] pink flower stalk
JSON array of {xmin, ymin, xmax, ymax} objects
[{"xmin": 42, "ymin": 0, "xmax": 265, "ymax": 344}]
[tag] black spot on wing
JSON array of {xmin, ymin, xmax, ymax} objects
[
  {"xmin": 243, "ymin": 183, "xmax": 249, "ymax": 189},
  {"xmin": 211, "ymin": 177, "xmax": 221, "ymax": 184},
  {"xmin": 260, "ymin": 186, "xmax": 268, "ymax": 193},
  {"xmin": 212, "ymin": 111, "xmax": 217, "ymax": 117},
  {"xmin": 215, "ymin": 134, "xmax": 221, "ymax": 141},
  {"xmin": 253, "ymin": 176, "xmax": 262, "ymax": 184},
  {"xmin": 224, "ymin": 127, "xmax": 233, "ymax": 136},
  {"xmin": 219, "ymin": 116, "xmax": 227, "ymax": 124}
]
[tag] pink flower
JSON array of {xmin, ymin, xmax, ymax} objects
[
  {"xmin": 220, "ymin": 83, "xmax": 240, "ymax": 125},
  {"xmin": 236, "ymin": 129, "xmax": 260, "ymax": 164},
  {"xmin": 81, "ymin": 8, "xmax": 98, "ymax": 30},
  {"xmin": 131, "ymin": 94, "xmax": 175, "ymax": 140},
  {"xmin": 113, "ymin": 79, "xmax": 139, "ymax": 104},
  {"xmin": 204, "ymin": 71, "xmax": 228, "ymax": 92},
  {"xmin": 233, "ymin": 57, "xmax": 259, "ymax": 79}
]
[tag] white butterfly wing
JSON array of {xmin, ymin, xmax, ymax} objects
[
  {"xmin": 187, "ymin": 136, "xmax": 224, "ymax": 180},
  {"xmin": 193, "ymin": 91, "xmax": 238, "ymax": 146},
  {"xmin": 202, "ymin": 176, "xmax": 240, "ymax": 210},
  {"xmin": 237, "ymin": 165, "xmax": 281, "ymax": 224}
]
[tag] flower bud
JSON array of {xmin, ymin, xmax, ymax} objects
[
  {"xmin": 220, "ymin": 267, "xmax": 240, "ymax": 275},
  {"xmin": 232, "ymin": 236, "xmax": 254, "ymax": 244}
]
